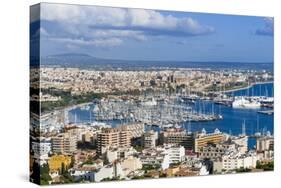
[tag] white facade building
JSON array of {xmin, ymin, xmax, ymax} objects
[
  {"xmin": 106, "ymin": 147, "xmax": 137, "ymax": 163},
  {"xmin": 71, "ymin": 163, "xmax": 125, "ymax": 182},
  {"xmin": 94, "ymin": 163, "xmax": 125, "ymax": 182},
  {"xmin": 120, "ymin": 156, "xmax": 142, "ymax": 175},
  {"xmin": 165, "ymin": 145, "xmax": 185, "ymax": 164},
  {"xmin": 222, "ymin": 151, "xmax": 257, "ymax": 171},
  {"xmin": 140, "ymin": 144, "xmax": 185, "ymax": 170},
  {"xmin": 231, "ymin": 136, "xmax": 248, "ymax": 153},
  {"xmin": 142, "ymin": 130, "xmax": 158, "ymax": 148},
  {"xmin": 31, "ymin": 138, "xmax": 51, "ymax": 164},
  {"xmin": 256, "ymin": 136, "xmax": 274, "ymax": 152}
]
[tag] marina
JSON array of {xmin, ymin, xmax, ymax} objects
[{"xmin": 68, "ymin": 83, "xmax": 273, "ymax": 149}]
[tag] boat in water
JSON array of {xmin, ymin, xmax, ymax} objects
[{"xmin": 232, "ymin": 96, "xmax": 261, "ymax": 109}]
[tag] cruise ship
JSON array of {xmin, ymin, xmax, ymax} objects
[{"xmin": 232, "ymin": 96, "xmax": 261, "ymax": 109}]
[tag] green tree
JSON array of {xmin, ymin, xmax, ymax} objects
[{"xmin": 39, "ymin": 163, "xmax": 52, "ymax": 185}]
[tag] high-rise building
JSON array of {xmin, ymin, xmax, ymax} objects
[
  {"xmin": 194, "ymin": 128, "xmax": 225, "ymax": 152},
  {"xmin": 119, "ymin": 122, "xmax": 145, "ymax": 138},
  {"xmin": 52, "ymin": 132, "xmax": 77, "ymax": 154},
  {"xmin": 142, "ymin": 130, "xmax": 158, "ymax": 148},
  {"xmin": 97, "ymin": 128, "xmax": 131, "ymax": 155},
  {"xmin": 159, "ymin": 129, "xmax": 194, "ymax": 150}
]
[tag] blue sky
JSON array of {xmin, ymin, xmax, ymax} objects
[{"xmin": 31, "ymin": 3, "xmax": 274, "ymax": 62}]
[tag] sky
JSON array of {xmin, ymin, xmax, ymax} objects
[{"xmin": 30, "ymin": 3, "xmax": 274, "ymax": 62}]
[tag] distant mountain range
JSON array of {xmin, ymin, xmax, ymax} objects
[
  {"xmin": 34, "ymin": 53, "xmax": 273, "ymax": 71},
  {"xmin": 42, "ymin": 53, "xmax": 105, "ymax": 65}
]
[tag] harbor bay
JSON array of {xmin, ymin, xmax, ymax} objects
[{"xmin": 68, "ymin": 82, "xmax": 273, "ymax": 149}]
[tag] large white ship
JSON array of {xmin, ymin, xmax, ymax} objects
[{"xmin": 232, "ymin": 96, "xmax": 261, "ymax": 109}]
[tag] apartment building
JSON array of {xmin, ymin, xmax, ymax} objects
[
  {"xmin": 194, "ymin": 128, "xmax": 225, "ymax": 152},
  {"xmin": 52, "ymin": 132, "xmax": 77, "ymax": 154},
  {"xmin": 97, "ymin": 128, "xmax": 131, "ymax": 155},
  {"xmin": 119, "ymin": 122, "xmax": 145, "ymax": 138},
  {"xmin": 159, "ymin": 129, "xmax": 194, "ymax": 150},
  {"xmin": 142, "ymin": 130, "xmax": 158, "ymax": 148}
]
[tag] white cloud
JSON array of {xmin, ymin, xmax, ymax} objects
[
  {"xmin": 40, "ymin": 3, "xmax": 214, "ymax": 37},
  {"xmin": 40, "ymin": 3, "xmax": 128, "ymax": 26},
  {"xmin": 90, "ymin": 30, "xmax": 147, "ymax": 41},
  {"xmin": 38, "ymin": 3, "xmax": 214, "ymax": 49},
  {"xmin": 49, "ymin": 37, "xmax": 123, "ymax": 47},
  {"xmin": 256, "ymin": 17, "xmax": 274, "ymax": 36}
]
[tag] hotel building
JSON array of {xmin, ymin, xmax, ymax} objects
[{"xmin": 194, "ymin": 128, "xmax": 225, "ymax": 153}]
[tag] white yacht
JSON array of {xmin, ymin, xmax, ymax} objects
[{"xmin": 232, "ymin": 96, "xmax": 261, "ymax": 109}]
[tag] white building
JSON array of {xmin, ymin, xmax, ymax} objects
[
  {"xmin": 142, "ymin": 130, "xmax": 158, "ymax": 148},
  {"xmin": 140, "ymin": 144, "xmax": 185, "ymax": 170},
  {"xmin": 71, "ymin": 163, "xmax": 125, "ymax": 182},
  {"xmin": 222, "ymin": 151, "xmax": 257, "ymax": 171},
  {"xmin": 257, "ymin": 150, "xmax": 274, "ymax": 161},
  {"xmin": 31, "ymin": 138, "xmax": 51, "ymax": 164},
  {"xmin": 165, "ymin": 144, "xmax": 185, "ymax": 164},
  {"xmin": 231, "ymin": 136, "xmax": 248, "ymax": 153},
  {"xmin": 94, "ymin": 163, "xmax": 125, "ymax": 182},
  {"xmin": 120, "ymin": 156, "xmax": 142, "ymax": 176},
  {"xmin": 256, "ymin": 136, "xmax": 274, "ymax": 152},
  {"xmin": 106, "ymin": 147, "xmax": 137, "ymax": 163}
]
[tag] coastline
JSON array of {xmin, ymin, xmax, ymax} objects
[
  {"xmin": 64, "ymin": 102, "xmax": 92, "ymax": 111},
  {"xmin": 223, "ymin": 81, "xmax": 273, "ymax": 93},
  {"xmin": 42, "ymin": 81, "xmax": 273, "ymax": 115},
  {"xmin": 41, "ymin": 101, "xmax": 92, "ymax": 115}
]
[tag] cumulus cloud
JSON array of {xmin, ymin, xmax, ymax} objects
[
  {"xmin": 40, "ymin": 4, "xmax": 214, "ymax": 36},
  {"xmin": 256, "ymin": 17, "xmax": 274, "ymax": 36},
  {"xmin": 38, "ymin": 3, "xmax": 215, "ymax": 49}
]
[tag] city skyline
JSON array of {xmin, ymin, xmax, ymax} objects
[{"xmin": 31, "ymin": 3, "xmax": 273, "ymax": 62}]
